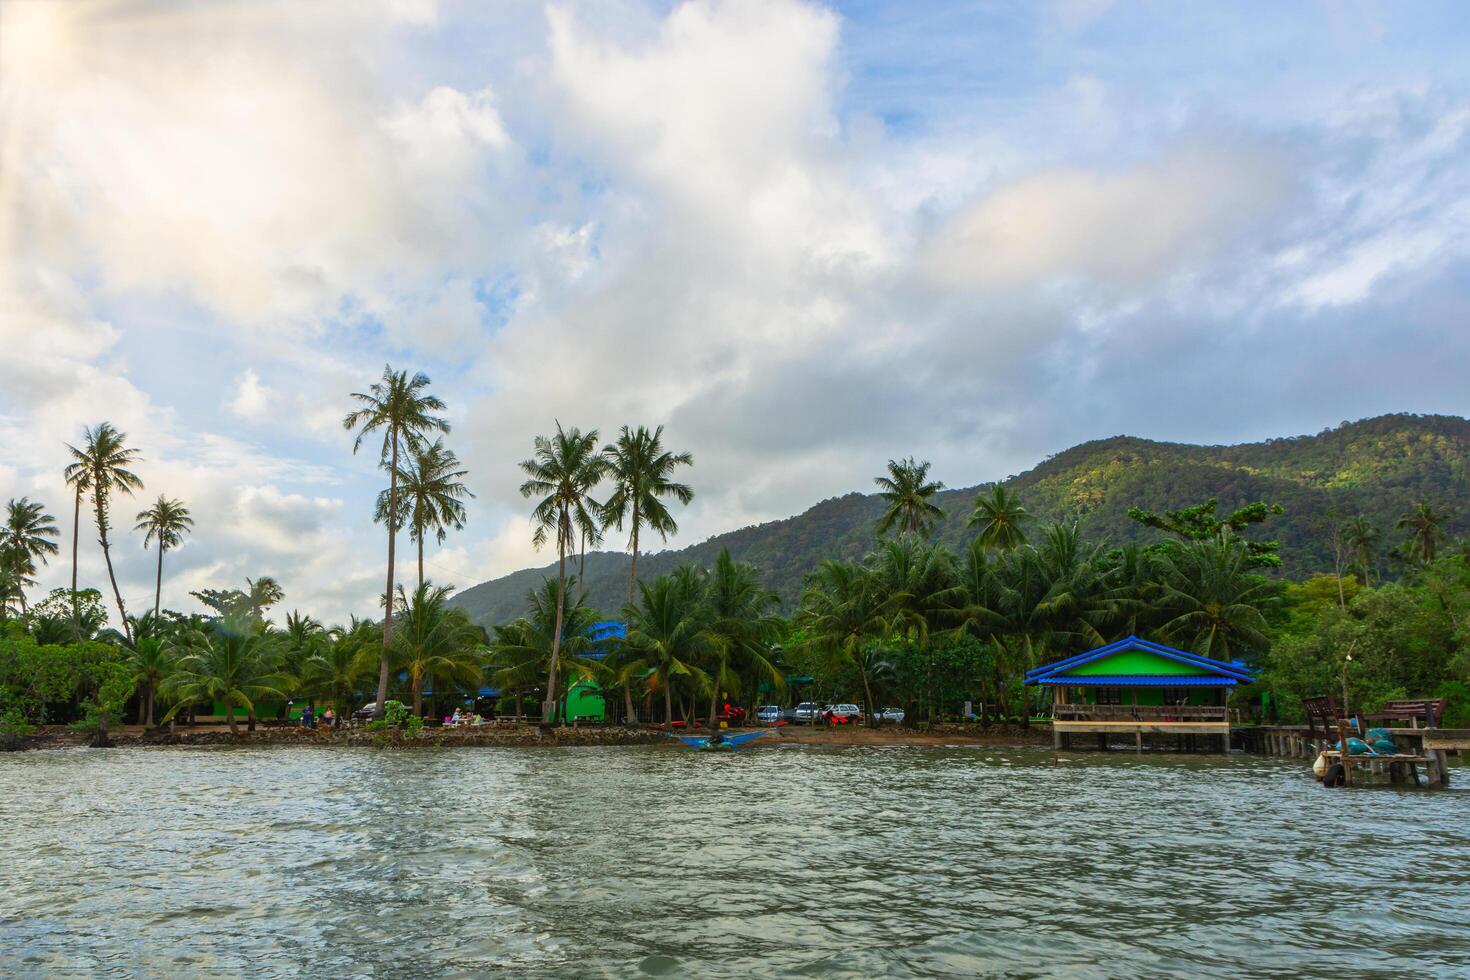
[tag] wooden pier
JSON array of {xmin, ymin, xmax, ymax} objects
[{"xmin": 1238, "ymin": 723, "xmax": 1465, "ymax": 787}]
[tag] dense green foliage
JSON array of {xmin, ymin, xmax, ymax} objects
[{"xmin": 453, "ymin": 414, "xmax": 1470, "ymax": 624}]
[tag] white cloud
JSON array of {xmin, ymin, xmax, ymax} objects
[{"xmin": 228, "ymin": 370, "xmax": 273, "ymax": 420}]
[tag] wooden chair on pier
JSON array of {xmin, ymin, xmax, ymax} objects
[
  {"xmin": 1302, "ymin": 695, "xmax": 1361, "ymax": 745},
  {"xmin": 1362, "ymin": 698, "xmax": 1448, "ymax": 730}
]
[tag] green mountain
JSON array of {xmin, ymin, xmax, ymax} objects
[{"xmin": 450, "ymin": 413, "xmax": 1470, "ymax": 627}]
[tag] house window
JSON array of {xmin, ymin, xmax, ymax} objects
[
  {"xmin": 1164, "ymin": 687, "xmax": 1189, "ymax": 705},
  {"xmin": 1096, "ymin": 686, "xmax": 1123, "ymax": 705}
]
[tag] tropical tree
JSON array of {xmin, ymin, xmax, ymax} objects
[
  {"xmin": 602, "ymin": 425, "xmax": 695, "ymax": 606},
  {"xmin": 486, "ymin": 577, "xmax": 602, "ymax": 716},
  {"xmin": 66, "ymin": 423, "xmax": 144, "ymax": 640},
  {"xmin": 160, "ymin": 619, "xmax": 287, "ymax": 735},
  {"xmin": 126, "ymin": 637, "xmax": 175, "ymax": 727},
  {"xmin": 344, "ymin": 365, "xmax": 450, "ymax": 719},
  {"xmin": 799, "ymin": 559, "xmax": 884, "ymax": 723},
  {"xmin": 874, "ymin": 457, "xmax": 945, "ymax": 539},
  {"xmin": 702, "ymin": 549, "xmax": 783, "ymax": 725},
  {"xmin": 2, "ymin": 498, "xmax": 60, "ymax": 613},
  {"xmin": 375, "ymin": 439, "xmax": 474, "ymax": 592},
  {"xmin": 1343, "ymin": 516, "xmax": 1379, "ymax": 586},
  {"xmin": 306, "ymin": 618, "xmax": 377, "ymax": 716},
  {"xmin": 245, "ymin": 576, "xmax": 285, "ymax": 622},
  {"xmin": 134, "ymin": 496, "xmax": 193, "ymax": 617},
  {"xmin": 968, "ymin": 485, "xmax": 1031, "ymax": 551},
  {"xmin": 1397, "ymin": 502, "xmax": 1445, "ymax": 564},
  {"xmin": 392, "ymin": 582, "xmax": 486, "ymax": 716},
  {"xmin": 519, "ymin": 423, "xmax": 607, "ymax": 722},
  {"xmin": 620, "ymin": 573, "xmax": 713, "ymax": 730},
  {"xmin": 1151, "ymin": 531, "xmax": 1276, "ymax": 662},
  {"xmin": 872, "ymin": 537, "xmax": 961, "ymax": 724},
  {"xmin": 62, "ymin": 461, "xmax": 92, "ymax": 618}
]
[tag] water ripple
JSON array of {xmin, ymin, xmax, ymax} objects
[{"xmin": 0, "ymin": 745, "xmax": 1467, "ymax": 977}]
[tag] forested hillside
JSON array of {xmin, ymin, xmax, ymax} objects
[{"xmin": 450, "ymin": 414, "xmax": 1470, "ymax": 626}]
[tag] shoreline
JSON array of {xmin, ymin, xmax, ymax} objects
[{"xmin": 8, "ymin": 722, "xmax": 1052, "ymax": 752}]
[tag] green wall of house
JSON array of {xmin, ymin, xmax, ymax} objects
[
  {"xmin": 1064, "ymin": 650, "xmax": 1212, "ymax": 677},
  {"xmin": 1076, "ymin": 687, "xmax": 1220, "ymax": 706}
]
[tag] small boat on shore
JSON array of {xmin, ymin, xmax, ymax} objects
[{"xmin": 672, "ymin": 730, "xmax": 771, "ymax": 752}]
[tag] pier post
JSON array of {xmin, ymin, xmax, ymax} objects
[{"xmin": 1135, "ymin": 731, "xmax": 1143, "ymax": 753}]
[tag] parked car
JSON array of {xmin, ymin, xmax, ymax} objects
[
  {"xmin": 756, "ymin": 705, "xmax": 783, "ymax": 724},
  {"xmin": 351, "ymin": 702, "xmax": 379, "ymax": 722},
  {"xmin": 823, "ymin": 703, "xmax": 863, "ymax": 724},
  {"xmin": 793, "ymin": 701, "xmax": 822, "ymax": 723},
  {"xmin": 875, "ymin": 707, "xmax": 905, "ymax": 723}
]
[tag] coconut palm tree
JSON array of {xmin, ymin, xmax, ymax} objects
[
  {"xmin": 519, "ymin": 423, "xmax": 607, "ymax": 722},
  {"xmin": 874, "ymin": 457, "xmax": 945, "ymax": 539},
  {"xmin": 66, "ymin": 423, "xmax": 144, "ymax": 641},
  {"xmin": 487, "ymin": 578, "xmax": 603, "ymax": 718},
  {"xmin": 2, "ymin": 498, "xmax": 60, "ymax": 614},
  {"xmin": 872, "ymin": 537, "xmax": 962, "ymax": 725},
  {"xmin": 344, "ymin": 365, "xmax": 450, "ymax": 718},
  {"xmin": 127, "ymin": 637, "xmax": 175, "ymax": 727},
  {"xmin": 160, "ymin": 619, "xmax": 288, "ymax": 735},
  {"xmin": 968, "ymin": 485, "xmax": 1032, "ymax": 551},
  {"xmin": 1151, "ymin": 531, "xmax": 1274, "ymax": 662},
  {"xmin": 134, "ymin": 496, "xmax": 193, "ymax": 617},
  {"xmin": 601, "ymin": 425, "xmax": 695, "ymax": 606},
  {"xmin": 799, "ymin": 559, "xmax": 885, "ymax": 724},
  {"xmin": 375, "ymin": 439, "xmax": 474, "ymax": 592},
  {"xmin": 1396, "ymin": 502, "xmax": 1444, "ymax": 564},
  {"xmin": 702, "ymin": 549, "xmax": 783, "ymax": 726},
  {"xmin": 620, "ymin": 573, "xmax": 713, "ymax": 730},
  {"xmin": 391, "ymin": 582, "xmax": 486, "ymax": 716},
  {"xmin": 62, "ymin": 459, "xmax": 92, "ymax": 621},
  {"xmin": 307, "ymin": 618, "xmax": 378, "ymax": 718},
  {"xmin": 1343, "ymin": 516, "xmax": 1379, "ymax": 585},
  {"xmin": 246, "ymin": 576, "xmax": 285, "ymax": 621}
]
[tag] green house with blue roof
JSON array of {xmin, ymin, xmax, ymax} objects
[{"xmin": 1026, "ymin": 636, "xmax": 1255, "ymax": 752}]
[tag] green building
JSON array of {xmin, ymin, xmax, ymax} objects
[{"xmin": 1025, "ymin": 635, "xmax": 1255, "ymax": 752}]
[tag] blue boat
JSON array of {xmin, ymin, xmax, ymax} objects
[{"xmin": 672, "ymin": 730, "xmax": 771, "ymax": 752}]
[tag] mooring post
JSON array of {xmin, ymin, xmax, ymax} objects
[{"xmin": 1337, "ymin": 719, "xmax": 1353, "ymax": 787}]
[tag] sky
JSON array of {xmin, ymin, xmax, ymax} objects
[{"xmin": 2, "ymin": 0, "xmax": 1469, "ymax": 625}]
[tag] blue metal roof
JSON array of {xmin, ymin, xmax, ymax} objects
[
  {"xmin": 1025, "ymin": 636, "xmax": 1256, "ymax": 686},
  {"xmin": 1033, "ymin": 674, "xmax": 1239, "ymax": 686},
  {"xmin": 582, "ymin": 620, "xmax": 626, "ymax": 661}
]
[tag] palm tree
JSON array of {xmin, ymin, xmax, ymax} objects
[
  {"xmin": 1343, "ymin": 516, "xmax": 1379, "ymax": 585},
  {"xmin": 799, "ymin": 559, "xmax": 885, "ymax": 724},
  {"xmin": 376, "ymin": 439, "xmax": 474, "ymax": 592},
  {"xmin": 1397, "ymin": 502, "xmax": 1444, "ymax": 564},
  {"xmin": 160, "ymin": 619, "xmax": 288, "ymax": 735},
  {"xmin": 134, "ymin": 496, "xmax": 193, "ymax": 617},
  {"xmin": 620, "ymin": 573, "xmax": 713, "ymax": 730},
  {"xmin": 874, "ymin": 457, "xmax": 945, "ymax": 539},
  {"xmin": 602, "ymin": 425, "xmax": 695, "ymax": 606},
  {"xmin": 307, "ymin": 618, "xmax": 378, "ymax": 718},
  {"xmin": 127, "ymin": 637, "xmax": 175, "ymax": 727},
  {"xmin": 487, "ymin": 578, "xmax": 603, "ymax": 718},
  {"xmin": 2, "ymin": 498, "xmax": 60, "ymax": 614},
  {"xmin": 344, "ymin": 365, "xmax": 450, "ymax": 718},
  {"xmin": 66, "ymin": 423, "xmax": 144, "ymax": 641},
  {"xmin": 392, "ymin": 582, "xmax": 486, "ymax": 716},
  {"xmin": 62, "ymin": 458, "xmax": 92, "ymax": 621},
  {"xmin": 519, "ymin": 423, "xmax": 607, "ymax": 722},
  {"xmin": 968, "ymin": 485, "xmax": 1031, "ymax": 551},
  {"xmin": 872, "ymin": 537, "xmax": 961, "ymax": 725},
  {"xmin": 245, "ymin": 576, "xmax": 285, "ymax": 622},
  {"xmin": 702, "ymin": 549, "xmax": 783, "ymax": 726},
  {"xmin": 1151, "ymin": 531, "xmax": 1274, "ymax": 662}
]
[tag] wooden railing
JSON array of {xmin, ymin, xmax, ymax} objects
[{"xmin": 1054, "ymin": 704, "xmax": 1229, "ymax": 723}]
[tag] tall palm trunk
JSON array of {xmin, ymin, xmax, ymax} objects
[
  {"xmin": 412, "ymin": 673, "xmax": 424, "ymax": 717},
  {"xmin": 154, "ymin": 543, "xmax": 165, "ymax": 617},
  {"xmin": 627, "ymin": 502, "xmax": 640, "ymax": 606},
  {"xmin": 859, "ymin": 660, "xmax": 878, "ymax": 728},
  {"xmin": 544, "ymin": 507, "xmax": 568, "ymax": 724},
  {"xmin": 663, "ymin": 674, "xmax": 673, "ymax": 732},
  {"xmin": 415, "ymin": 500, "xmax": 425, "ymax": 592},
  {"xmin": 71, "ymin": 484, "xmax": 81, "ymax": 627},
  {"xmin": 624, "ymin": 684, "xmax": 636, "ymax": 724},
  {"xmin": 375, "ymin": 432, "xmax": 399, "ymax": 719},
  {"xmin": 94, "ymin": 491, "xmax": 131, "ymax": 643},
  {"xmin": 226, "ymin": 703, "xmax": 239, "ymax": 735}
]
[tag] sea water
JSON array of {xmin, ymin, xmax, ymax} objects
[{"xmin": 1, "ymin": 745, "xmax": 1466, "ymax": 976}]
